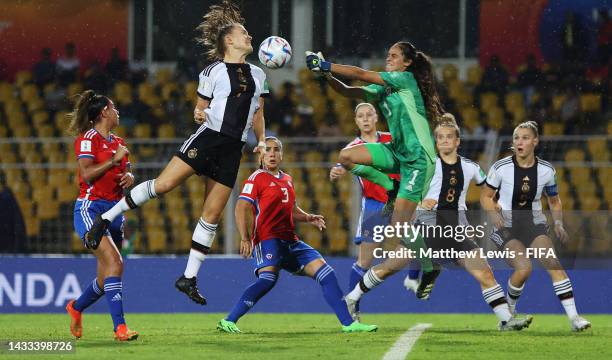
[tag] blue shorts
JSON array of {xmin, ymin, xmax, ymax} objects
[
  {"xmin": 252, "ymin": 239, "xmax": 322, "ymax": 275},
  {"xmin": 354, "ymin": 198, "xmax": 390, "ymax": 245},
  {"xmin": 73, "ymin": 199, "xmax": 125, "ymax": 247}
]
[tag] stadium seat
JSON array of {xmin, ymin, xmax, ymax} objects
[
  {"xmin": 32, "ymin": 111, "xmax": 50, "ymax": 128},
  {"xmin": 27, "ymin": 98, "xmax": 45, "ymax": 113},
  {"xmin": 504, "ymin": 92, "xmax": 524, "ymax": 110},
  {"xmin": 0, "ymin": 82, "xmax": 14, "ymax": 103},
  {"xmin": 579, "ymin": 93, "xmax": 602, "ymax": 113},
  {"xmin": 134, "ymin": 124, "xmax": 152, "ymax": 138},
  {"xmin": 0, "ymin": 125, "xmax": 7, "ymax": 138},
  {"xmin": 466, "ymin": 65, "xmax": 483, "ymax": 86},
  {"xmin": 13, "ymin": 125, "xmax": 32, "ymax": 138},
  {"xmin": 460, "ymin": 107, "xmax": 480, "ymax": 132},
  {"xmin": 14, "ymin": 71, "xmax": 33, "ymax": 86},
  {"xmin": 57, "ymin": 184, "xmax": 78, "ymax": 203},
  {"xmin": 569, "ymin": 167, "xmax": 591, "ymax": 185},
  {"xmin": 485, "ymin": 108, "xmax": 503, "ymax": 130},
  {"xmin": 20, "ymin": 84, "xmax": 40, "ymax": 103},
  {"xmin": 147, "ymin": 228, "xmax": 168, "ymax": 252},
  {"xmin": 564, "ymin": 148, "xmax": 586, "ymax": 162},
  {"xmin": 552, "ymin": 94, "xmax": 567, "ymax": 112},
  {"xmin": 587, "ymin": 138, "xmax": 609, "ymax": 162},
  {"xmin": 543, "ymin": 123, "xmax": 564, "ymax": 135},
  {"xmin": 442, "ymin": 64, "xmax": 459, "ymax": 84},
  {"xmin": 157, "ymin": 123, "xmax": 176, "ymax": 138},
  {"xmin": 480, "ymin": 93, "xmax": 498, "ymax": 112},
  {"xmin": 580, "ymin": 197, "xmax": 601, "ymax": 211},
  {"xmin": 37, "ymin": 200, "xmax": 60, "ymax": 220},
  {"xmin": 509, "ymin": 107, "xmax": 527, "ymax": 125},
  {"xmin": 161, "ymin": 83, "xmax": 178, "ymax": 101},
  {"xmin": 67, "ymin": 83, "xmax": 83, "ymax": 97},
  {"xmin": 156, "ymin": 68, "xmax": 173, "ymax": 85},
  {"xmin": 36, "ymin": 124, "xmax": 54, "ymax": 137}
]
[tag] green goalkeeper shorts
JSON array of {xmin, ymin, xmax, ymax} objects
[{"xmin": 364, "ymin": 142, "xmax": 434, "ymax": 203}]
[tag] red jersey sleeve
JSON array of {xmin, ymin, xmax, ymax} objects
[
  {"xmin": 75, "ymin": 135, "xmax": 96, "ymax": 160},
  {"xmin": 238, "ymin": 170, "xmax": 264, "ymax": 205}
]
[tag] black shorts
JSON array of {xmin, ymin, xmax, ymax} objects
[
  {"xmin": 489, "ymin": 224, "xmax": 549, "ymax": 249},
  {"xmin": 175, "ymin": 128, "xmax": 245, "ymax": 188}
]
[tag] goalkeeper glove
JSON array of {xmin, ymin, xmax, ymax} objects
[{"xmin": 305, "ymin": 51, "xmax": 331, "ymax": 72}]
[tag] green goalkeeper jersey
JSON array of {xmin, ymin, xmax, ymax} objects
[{"xmin": 362, "ymin": 71, "xmax": 436, "ymax": 164}]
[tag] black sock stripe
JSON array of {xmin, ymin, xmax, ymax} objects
[
  {"xmin": 198, "ymin": 219, "xmax": 217, "ymax": 231},
  {"xmin": 483, "ymin": 289, "xmax": 504, "ymax": 299},
  {"xmin": 125, "ymin": 193, "xmax": 138, "ymax": 209},
  {"xmin": 554, "ymin": 283, "xmax": 572, "ymax": 290},
  {"xmin": 557, "ymin": 291, "xmax": 574, "ymax": 300},
  {"xmin": 489, "ymin": 297, "xmax": 508, "ymax": 308},
  {"xmin": 147, "ymin": 180, "xmax": 154, "ymax": 198},
  {"xmin": 367, "ymin": 271, "xmax": 381, "ymax": 286},
  {"xmin": 358, "ymin": 278, "xmax": 370, "ymax": 293},
  {"xmin": 191, "ymin": 240, "xmax": 210, "ymax": 254}
]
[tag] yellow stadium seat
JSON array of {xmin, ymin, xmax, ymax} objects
[
  {"xmin": 32, "ymin": 111, "xmax": 49, "ymax": 128},
  {"xmin": 0, "ymin": 125, "xmax": 7, "ymax": 138},
  {"xmin": 25, "ymin": 216, "xmax": 40, "ymax": 237},
  {"xmin": 466, "ymin": 65, "xmax": 483, "ymax": 86},
  {"xmin": 13, "ymin": 125, "xmax": 32, "ymax": 138},
  {"xmin": 54, "ymin": 111, "xmax": 69, "ymax": 130},
  {"xmin": 36, "ymin": 125, "xmax": 54, "ymax": 137},
  {"xmin": 15, "ymin": 71, "xmax": 33, "ymax": 86},
  {"xmin": 587, "ymin": 138, "xmax": 609, "ymax": 162},
  {"xmin": 543, "ymin": 123, "xmax": 563, "ymax": 135},
  {"xmin": 504, "ymin": 92, "xmax": 523, "ymax": 111},
  {"xmin": 156, "ymin": 68, "xmax": 173, "ymax": 85},
  {"xmin": 0, "ymin": 82, "xmax": 14, "ymax": 102},
  {"xmin": 27, "ymin": 98, "xmax": 45, "ymax": 113},
  {"xmin": 485, "ymin": 107, "xmax": 504, "ymax": 130},
  {"xmin": 57, "ymin": 184, "xmax": 78, "ymax": 203},
  {"xmin": 113, "ymin": 125, "xmax": 127, "ymax": 138},
  {"xmin": 329, "ymin": 229, "xmax": 348, "ymax": 253},
  {"xmin": 552, "ymin": 94, "xmax": 567, "ymax": 112},
  {"xmin": 580, "ymin": 197, "xmax": 601, "ymax": 211},
  {"xmin": 442, "ymin": 64, "xmax": 459, "ymax": 84},
  {"xmin": 37, "ymin": 200, "xmax": 60, "ymax": 220},
  {"xmin": 480, "ymin": 93, "xmax": 498, "ymax": 112},
  {"xmin": 114, "ymin": 81, "xmax": 132, "ymax": 98},
  {"xmin": 67, "ymin": 83, "xmax": 83, "ymax": 97},
  {"xmin": 158, "ymin": 123, "xmax": 176, "ymax": 138},
  {"xmin": 510, "ymin": 107, "xmax": 527, "ymax": 125},
  {"xmin": 564, "ymin": 148, "xmax": 585, "ymax": 162},
  {"xmin": 579, "ymin": 93, "xmax": 602, "ymax": 113},
  {"xmin": 161, "ymin": 83, "xmax": 178, "ymax": 101},
  {"xmin": 147, "ymin": 228, "xmax": 168, "ymax": 252},
  {"xmin": 569, "ymin": 167, "xmax": 591, "ymax": 185},
  {"xmin": 20, "ymin": 84, "xmax": 39, "ymax": 103},
  {"xmin": 134, "ymin": 123, "xmax": 152, "ymax": 138},
  {"xmin": 448, "ymin": 81, "xmax": 467, "ymax": 101}
]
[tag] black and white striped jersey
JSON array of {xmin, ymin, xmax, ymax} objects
[
  {"xmin": 485, "ymin": 155, "xmax": 558, "ymax": 226},
  {"xmin": 416, "ymin": 155, "xmax": 486, "ymax": 226},
  {"xmin": 196, "ymin": 61, "xmax": 269, "ymax": 142}
]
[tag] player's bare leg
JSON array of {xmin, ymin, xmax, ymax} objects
[
  {"xmin": 176, "ymin": 178, "xmax": 233, "ymax": 305},
  {"xmin": 531, "ymin": 235, "xmax": 590, "ymax": 331},
  {"xmin": 86, "ymin": 156, "xmax": 195, "ymax": 249},
  {"xmin": 503, "ymin": 239, "xmax": 532, "ymax": 314},
  {"xmin": 460, "ymin": 253, "xmax": 532, "ymax": 330}
]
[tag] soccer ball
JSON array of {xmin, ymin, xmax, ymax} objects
[{"xmin": 258, "ymin": 36, "xmax": 292, "ymax": 69}]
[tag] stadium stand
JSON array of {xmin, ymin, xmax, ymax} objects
[{"xmin": 0, "ymin": 55, "xmax": 610, "ymax": 255}]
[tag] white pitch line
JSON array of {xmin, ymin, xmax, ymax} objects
[{"xmin": 381, "ymin": 323, "xmax": 432, "ymax": 360}]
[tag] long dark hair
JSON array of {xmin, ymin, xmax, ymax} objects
[
  {"xmin": 395, "ymin": 41, "xmax": 445, "ymax": 125},
  {"xmin": 66, "ymin": 90, "xmax": 109, "ymax": 135},
  {"xmin": 196, "ymin": 0, "xmax": 245, "ymax": 60}
]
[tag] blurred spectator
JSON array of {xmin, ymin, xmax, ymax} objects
[
  {"xmin": 561, "ymin": 12, "xmax": 588, "ymax": 69},
  {"xmin": 597, "ymin": 9, "xmax": 612, "ymax": 65},
  {"xmin": 0, "ymin": 182, "xmax": 27, "ymax": 253},
  {"xmin": 128, "ymin": 56, "xmax": 148, "ymax": 85},
  {"xmin": 517, "ymin": 54, "xmax": 543, "ymax": 105},
  {"xmin": 479, "ymin": 55, "xmax": 509, "ymax": 94},
  {"xmin": 84, "ymin": 60, "xmax": 109, "ymax": 94},
  {"xmin": 318, "ymin": 101, "xmax": 343, "ymax": 137},
  {"xmin": 106, "ymin": 47, "xmax": 128, "ymax": 82},
  {"xmin": 32, "ymin": 48, "xmax": 55, "ymax": 86},
  {"xmin": 57, "ymin": 42, "xmax": 80, "ymax": 86},
  {"xmin": 292, "ymin": 113, "xmax": 316, "ymax": 137},
  {"xmin": 176, "ymin": 47, "xmax": 199, "ymax": 81},
  {"xmin": 116, "ymin": 98, "xmax": 151, "ymax": 129},
  {"xmin": 560, "ymin": 87, "xmax": 580, "ymax": 124},
  {"xmin": 277, "ymin": 82, "xmax": 297, "ymax": 135}
]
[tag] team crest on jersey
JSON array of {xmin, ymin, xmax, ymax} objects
[
  {"xmin": 188, "ymin": 148, "xmax": 198, "ymax": 159},
  {"xmin": 449, "ymin": 176, "xmax": 457, "ymax": 186},
  {"xmin": 266, "ymin": 253, "xmax": 273, "ymax": 260},
  {"xmin": 521, "ymin": 176, "xmax": 530, "ymax": 192}
]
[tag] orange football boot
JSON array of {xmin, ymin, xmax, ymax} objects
[
  {"xmin": 65, "ymin": 300, "xmax": 82, "ymax": 338},
  {"xmin": 114, "ymin": 324, "xmax": 139, "ymax": 341}
]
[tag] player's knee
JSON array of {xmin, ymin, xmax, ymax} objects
[
  {"xmin": 201, "ymin": 210, "xmax": 222, "ymax": 224},
  {"xmin": 153, "ymin": 178, "xmax": 174, "ymax": 195},
  {"xmin": 338, "ymin": 148, "xmax": 354, "ymax": 168},
  {"xmin": 479, "ymin": 270, "xmax": 497, "ymax": 288},
  {"xmin": 106, "ymin": 253, "xmax": 123, "ymax": 274}
]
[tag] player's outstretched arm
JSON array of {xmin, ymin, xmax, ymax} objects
[
  {"xmin": 325, "ymin": 74, "xmax": 366, "ymax": 99},
  {"xmin": 235, "ymin": 199, "xmax": 254, "ymax": 258},
  {"xmin": 305, "ymin": 51, "xmax": 384, "ymax": 86}
]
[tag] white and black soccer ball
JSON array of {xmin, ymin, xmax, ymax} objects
[{"xmin": 258, "ymin": 36, "xmax": 292, "ymax": 69}]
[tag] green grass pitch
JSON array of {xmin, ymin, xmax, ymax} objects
[{"xmin": 0, "ymin": 314, "xmax": 610, "ymax": 359}]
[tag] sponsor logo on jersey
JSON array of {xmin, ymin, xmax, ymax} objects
[
  {"xmin": 103, "ymin": 144, "xmax": 108, "ymax": 149},
  {"xmin": 269, "ymin": 182, "xmax": 276, "ymax": 187}
]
